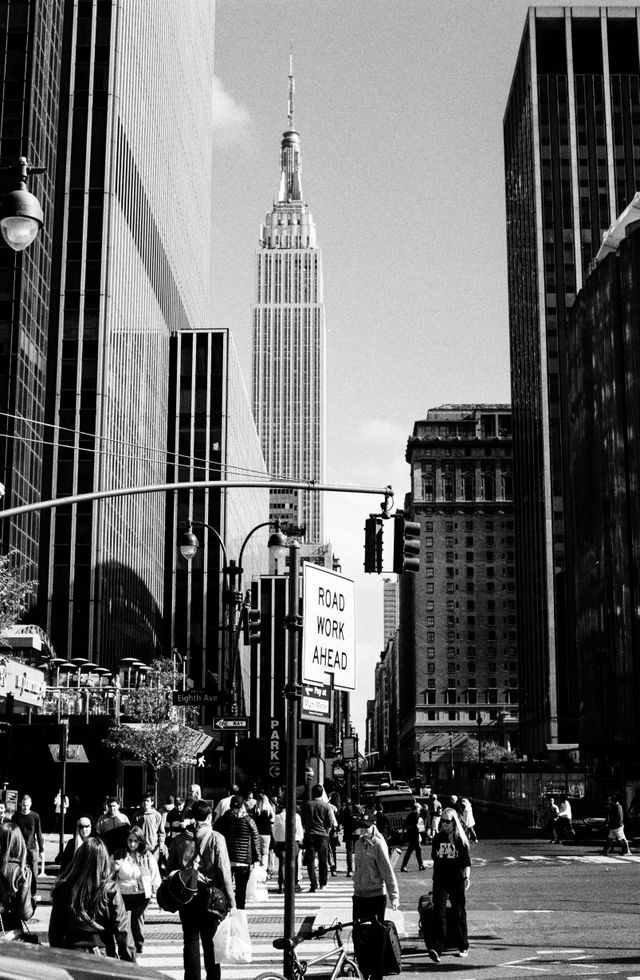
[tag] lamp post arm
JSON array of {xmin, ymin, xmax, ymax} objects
[
  {"xmin": 186, "ymin": 520, "xmax": 228, "ymax": 569},
  {"xmin": 237, "ymin": 520, "xmax": 274, "ymax": 577}
]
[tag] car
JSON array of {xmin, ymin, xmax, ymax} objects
[
  {"xmin": 369, "ymin": 790, "xmax": 418, "ymax": 844},
  {"xmin": 569, "ymin": 798, "xmax": 608, "ymax": 840},
  {"xmin": 389, "ymin": 780, "xmax": 412, "ymax": 793},
  {"xmin": 0, "ymin": 940, "xmax": 168, "ymax": 979}
]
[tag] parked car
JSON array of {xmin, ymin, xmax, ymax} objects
[{"xmin": 570, "ymin": 798, "xmax": 608, "ymax": 840}]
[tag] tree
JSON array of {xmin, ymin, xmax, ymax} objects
[
  {"xmin": 0, "ymin": 550, "xmax": 37, "ymax": 638},
  {"xmin": 462, "ymin": 737, "xmax": 519, "ymax": 765},
  {"xmin": 103, "ymin": 657, "xmax": 202, "ymax": 800}
]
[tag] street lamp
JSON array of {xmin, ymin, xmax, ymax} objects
[{"xmin": 0, "ymin": 157, "xmax": 45, "ymax": 251}]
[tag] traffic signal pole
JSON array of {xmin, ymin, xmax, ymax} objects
[{"xmin": 283, "ymin": 541, "xmax": 302, "ymax": 980}]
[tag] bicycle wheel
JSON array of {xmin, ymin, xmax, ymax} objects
[
  {"xmin": 340, "ymin": 956, "xmax": 365, "ymax": 979},
  {"xmin": 254, "ymin": 973, "xmax": 287, "ymax": 980}
]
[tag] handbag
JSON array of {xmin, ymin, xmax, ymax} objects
[
  {"xmin": 213, "ymin": 908, "xmax": 252, "ymax": 964},
  {"xmin": 0, "ymin": 910, "xmax": 39, "ymax": 944}
]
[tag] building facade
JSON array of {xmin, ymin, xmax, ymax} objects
[
  {"xmin": 383, "ymin": 577, "xmax": 399, "ymax": 645},
  {"xmin": 397, "ymin": 405, "xmax": 518, "ymax": 775},
  {"xmin": 565, "ymin": 217, "xmax": 640, "ymax": 772},
  {"xmin": 504, "ymin": 6, "xmax": 640, "ymax": 756},
  {"xmin": 251, "ymin": 64, "xmax": 326, "ymax": 547}
]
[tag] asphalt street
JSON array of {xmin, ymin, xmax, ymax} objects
[{"xmin": 30, "ymin": 829, "xmax": 640, "ymax": 980}]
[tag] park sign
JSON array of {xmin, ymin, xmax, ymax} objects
[{"xmin": 302, "ymin": 563, "xmax": 356, "ymax": 692}]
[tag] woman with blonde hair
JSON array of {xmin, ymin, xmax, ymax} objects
[
  {"xmin": 254, "ymin": 793, "xmax": 275, "ymax": 873},
  {"xmin": 112, "ymin": 824, "xmax": 161, "ymax": 954},
  {"xmin": 59, "ymin": 814, "xmax": 95, "ymax": 873},
  {"xmin": 49, "ymin": 836, "xmax": 133, "ymax": 959},
  {"xmin": 426, "ymin": 806, "xmax": 471, "ymax": 964},
  {"xmin": 0, "ymin": 824, "xmax": 34, "ymax": 934}
]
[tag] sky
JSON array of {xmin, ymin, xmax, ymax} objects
[{"xmin": 210, "ymin": 0, "xmax": 631, "ymax": 741}]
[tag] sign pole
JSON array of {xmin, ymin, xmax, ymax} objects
[
  {"xmin": 283, "ymin": 541, "xmax": 301, "ymax": 980},
  {"xmin": 58, "ymin": 719, "xmax": 68, "ymax": 860}
]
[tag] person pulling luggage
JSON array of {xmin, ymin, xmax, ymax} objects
[
  {"xmin": 426, "ymin": 806, "xmax": 471, "ymax": 964},
  {"xmin": 351, "ymin": 810, "xmax": 400, "ymax": 980}
]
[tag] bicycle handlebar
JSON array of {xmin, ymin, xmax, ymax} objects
[{"xmin": 273, "ymin": 918, "xmax": 375, "ymax": 951}]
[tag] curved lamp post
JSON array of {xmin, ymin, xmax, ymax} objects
[{"xmin": 0, "ymin": 158, "xmax": 45, "ymax": 251}]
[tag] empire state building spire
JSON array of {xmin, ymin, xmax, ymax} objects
[{"xmin": 277, "ymin": 48, "xmax": 303, "ymax": 202}]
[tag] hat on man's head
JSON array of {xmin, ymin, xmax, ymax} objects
[
  {"xmin": 352, "ymin": 811, "xmax": 376, "ymax": 834},
  {"xmin": 229, "ymin": 795, "xmax": 243, "ymax": 810}
]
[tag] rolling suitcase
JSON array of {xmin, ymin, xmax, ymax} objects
[
  {"xmin": 418, "ymin": 893, "xmax": 457, "ymax": 951},
  {"xmin": 353, "ymin": 917, "xmax": 402, "ymax": 976}
]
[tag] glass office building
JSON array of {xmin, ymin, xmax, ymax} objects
[{"xmin": 504, "ymin": 7, "xmax": 640, "ymax": 755}]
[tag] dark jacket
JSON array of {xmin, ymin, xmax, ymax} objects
[
  {"xmin": 0, "ymin": 860, "xmax": 34, "ymax": 929},
  {"xmin": 48, "ymin": 880, "xmax": 133, "ymax": 959},
  {"xmin": 303, "ymin": 799, "xmax": 333, "ymax": 838},
  {"xmin": 214, "ymin": 812, "xmax": 261, "ymax": 865}
]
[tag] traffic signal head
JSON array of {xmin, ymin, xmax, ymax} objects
[
  {"xmin": 364, "ymin": 516, "xmax": 383, "ymax": 573},
  {"xmin": 393, "ymin": 513, "xmax": 421, "ymax": 574},
  {"xmin": 242, "ymin": 608, "xmax": 261, "ymax": 644}
]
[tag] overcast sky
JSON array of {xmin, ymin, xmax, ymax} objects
[{"xmin": 210, "ymin": 0, "xmax": 630, "ymax": 741}]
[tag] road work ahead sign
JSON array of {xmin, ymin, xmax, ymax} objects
[{"xmin": 302, "ymin": 563, "xmax": 356, "ymax": 691}]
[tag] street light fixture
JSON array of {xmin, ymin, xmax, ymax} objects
[{"xmin": 0, "ymin": 157, "xmax": 45, "ymax": 251}]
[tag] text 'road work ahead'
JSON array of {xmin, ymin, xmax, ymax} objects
[{"xmin": 302, "ymin": 563, "xmax": 356, "ymax": 692}]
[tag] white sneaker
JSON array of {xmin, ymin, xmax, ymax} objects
[{"xmin": 456, "ymin": 950, "xmax": 469, "ymax": 958}]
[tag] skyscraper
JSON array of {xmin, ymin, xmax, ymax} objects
[
  {"xmin": 251, "ymin": 60, "xmax": 326, "ymax": 546},
  {"xmin": 0, "ymin": 2, "xmax": 216, "ymax": 669},
  {"xmin": 504, "ymin": 7, "xmax": 640, "ymax": 756}
]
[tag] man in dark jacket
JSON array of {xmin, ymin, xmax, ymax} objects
[
  {"xmin": 302, "ymin": 784, "xmax": 333, "ymax": 892},
  {"xmin": 214, "ymin": 795, "xmax": 261, "ymax": 908},
  {"xmin": 12, "ymin": 794, "xmax": 45, "ymax": 896},
  {"xmin": 166, "ymin": 799, "xmax": 235, "ymax": 980}
]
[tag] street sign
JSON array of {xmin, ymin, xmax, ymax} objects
[
  {"xmin": 48, "ymin": 744, "xmax": 89, "ymax": 763},
  {"xmin": 172, "ymin": 690, "xmax": 220, "ymax": 707},
  {"xmin": 343, "ymin": 736, "xmax": 357, "ymax": 759},
  {"xmin": 302, "ymin": 563, "xmax": 356, "ymax": 691},
  {"xmin": 300, "ymin": 679, "xmax": 333, "ymax": 724},
  {"xmin": 213, "ymin": 717, "xmax": 249, "ymax": 731}
]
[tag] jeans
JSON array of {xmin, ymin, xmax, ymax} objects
[
  {"xmin": 231, "ymin": 864, "xmax": 251, "ymax": 909},
  {"xmin": 178, "ymin": 891, "xmax": 220, "ymax": 980},
  {"xmin": 305, "ymin": 834, "xmax": 329, "ymax": 890},
  {"xmin": 400, "ymin": 831, "xmax": 423, "ymax": 869},
  {"xmin": 432, "ymin": 880, "xmax": 468, "ymax": 954},
  {"xmin": 345, "ymin": 835, "xmax": 354, "ymax": 874},
  {"xmin": 123, "ymin": 893, "xmax": 149, "ymax": 951},
  {"xmin": 25, "ymin": 848, "xmax": 38, "ymax": 896}
]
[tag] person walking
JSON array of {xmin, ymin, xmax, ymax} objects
[
  {"xmin": 0, "ymin": 801, "xmax": 13, "ymax": 825},
  {"xmin": 328, "ymin": 791, "xmax": 341, "ymax": 876},
  {"xmin": 0, "ymin": 824, "xmax": 34, "ymax": 935},
  {"xmin": 254, "ymin": 793, "xmax": 275, "ymax": 875},
  {"xmin": 165, "ymin": 796, "xmax": 192, "ymax": 846},
  {"xmin": 214, "ymin": 795, "xmax": 261, "ymax": 909},
  {"xmin": 428, "ymin": 793, "xmax": 443, "ymax": 839},
  {"xmin": 272, "ymin": 802, "xmax": 304, "ymax": 893},
  {"xmin": 427, "ymin": 806, "xmax": 471, "ymax": 964},
  {"xmin": 373, "ymin": 802, "xmax": 391, "ymax": 847},
  {"xmin": 133, "ymin": 793, "xmax": 166, "ymax": 863},
  {"xmin": 553, "ymin": 798, "xmax": 575, "ymax": 844},
  {"xmin": 352, "ymin": 811, "xmax": 399, "ymax": 980},
  {"xmin": 400, "ymin": 801, "xmax": 425, "ymax": 872},
  {"xmin": 166, "ymin": 798, "xmax": 236, "ymax": 980},
  {"xmin": 48, "ymin": 836, "xmax": 133, "ymax": 960},
  {"xmin": 112, "ymin": 825, "xmax": 161, "ymax": 954},
  {"xmin": 95, "ymin": 796, "xmax": 130, "ymax": 853},
  {"xmin": 212, "ymin": 783, "xmax": 240, "ymax": 824},
  {"xmin": 545, "ymin": 797, "xmax": 560, "ymax": 842},
  {"xmin": 338, "ymin": 798, "xmax": 357, "ymax": 876},
  {"xmin": 460, "ymin": 798, "xmax": 478, "ymax": 842},
  {"xmin": 53, "ymin": 790, "xmax": 69, "ymax": 833},
  {"xmin": 302, "ymin": 784, "xmax": 333, "ymax": 892},
  {"xmin": 602, "ymin": 795, "xmax": 631, "ymax": 855},
  {"xmin": 11, "ymin": 794, "xmax": 45, "ymax": 897},
  {"xmin": 59, "ymin": 815, "xmax": 95, "ymax": 873}
]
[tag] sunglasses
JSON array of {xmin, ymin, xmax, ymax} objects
[
  {"xmin": 441, "ymin": 818, "xmax": 454, "ymax": 824},
  {"xmin": 77, "ymin": 822, "xmax": 91, "ymax": 829}
]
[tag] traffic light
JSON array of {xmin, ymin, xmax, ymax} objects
[
  {"xmin": 364, "ymin": 515, "xmax": 383, "ymax": 573},
  {"xmin": 393, "ymin": 513, "xmax": 421, "ymax": 573},
  {"xmin": 242, "ymin": 607, "xmax": 261, "ymax": 644}
]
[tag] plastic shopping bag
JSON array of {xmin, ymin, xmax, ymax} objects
[
  {"xmin": 385, "ymin": 908, "xmax": 408, "ymax": 938},
  {"xmin": 245, "ymin": 865, "xmax": 269, "ymax": 904},
  {"xmin": 213, "ymin": 908, "xmax": 252, "ymax": 964}
]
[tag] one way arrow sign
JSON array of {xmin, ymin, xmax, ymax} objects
[{"xmin": 214, "ymin": 717, "xmax": 249, "ymax": 731}]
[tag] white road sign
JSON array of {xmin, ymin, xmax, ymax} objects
[{"xmin": 302, "ymin": 563, "xmax": 356, "ymax": 691}]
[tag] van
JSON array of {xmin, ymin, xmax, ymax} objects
[{"xmin": 371, "ymin": 790, "xmax": 417, "ymax": 844}]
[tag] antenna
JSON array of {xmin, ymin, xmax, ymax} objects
[{"xmin": 288, "ymin": 42, "xmax": 295, "ymax": 129}]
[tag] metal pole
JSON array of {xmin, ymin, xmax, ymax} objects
[
  {"xmin": 283, "ymin": 541, "xmax": 301, "ymax": 980},
  {"xmin": 355, "ymin": 733, "xmax": 360, "ymax": 805},
  {"xmin": 58, "ymin": 719, "xmax": 68, "ymax": 860},
  {"xmin": 477, "ymin": 714, "xmax": 482, "ymax": 768}
]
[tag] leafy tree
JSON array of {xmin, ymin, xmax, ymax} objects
[
  {"xmin": 103, "ymin": 657, "xmax": 202, "ymax": 801},
  {"xmin": 0, "ymin": 550, "xmax": 37, "ymax": 638},
  {"xmin": 463, "ymin": 737, "xmax": 519, "ymax": 765}
]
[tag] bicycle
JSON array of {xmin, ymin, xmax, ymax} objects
[{"xmin": 254, "ymin": 919, "xmax": 365, "ymax": 980}]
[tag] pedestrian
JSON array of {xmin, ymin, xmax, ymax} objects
[
  {"xmin": 272, "ymin": 802, "xmax": 304, "ymax": 893},
  {"xmin": 166, "ymin": 798, "xmax": 236, "ymax": 980},
  {"xmin": 352, "ymin": 809, "xmax": 399, "ymax": 980},
  {"xmin": 602, "ymin": 795, "xmax": 631, "ymax": 855},
  {"xmin": 460, "ymin": 798, "xmax": 478, "ymax": 842},
  {"xmin": 545, "ymin": 796, "xmax": 560, "ymax": 841},
  {"xmin": 113, "ymin": 824, "xmax": 161, "ymax": 954},
  {"xmin": 328, "ymin": 791, "xmax": 342, "ymax": 876},
  {"xmin": 427, "ymin": 806, "xmax": 471, "ymax": 964},
  {"xmin": 0, "ymin": 824, "xmax": 34, "ymax": 934},
  {"xmin": 53, "ymin": 789, "xmax": 69, "ymax": 833},
  {"xmin": 59, "ymin": 814, "xmax": 95, "ymax": 874},
  {"xmin": 553, "ymin": 798, "xmax": 575, "ymax": 844},
  {"xmin": 400, "ymin": 801, "xmax": 425, "ymax": 872},
  {"xmin": 160, "ymin": 794, "xmax": 176, "ymax": 818},
  {"xmin": 212, "ymin": 783, "xmax": 240, "ymax": 824},
  {"xmin": 0, "ymin": 801, "xmax": 13, "ymax": 825},
  {"xmin": 254, "ymin": 793, "xmax": 275, "ymax": 875},
  {"xmin": 428, "ymin": 793, "xmax": 443, "ymax": 839},
  {"xmin": 133, "ymin": 793, "xmax": 166, "ymax": 862},
  {"xmin": 302, "ymin": 783, "xmax": 333, "ymax": 893},
  {"xmin": 165, "ymin": 796, "xmax": 192, "ymax": 845},
  {"xmin": 49, "ymin": 836, "xmax": 134, "ymax": 960},
  {"xmin": 95, "ymin": 796, "xmax": 130, "ymax": 854},
  {"xmin": 11, "ymin": 794, "xmax": 45, "ymax": 897},
  {"xmin": 214, "ymin": 795, "xmax": 261, "ymax": 908},
  {"xmin": 338, "ymin": 798, "xmax": 356, "ymax": 876}
]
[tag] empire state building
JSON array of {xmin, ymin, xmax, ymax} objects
[{"xmin": 252, "ymin": 64, "xmax": 326, "ymax": 547}]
